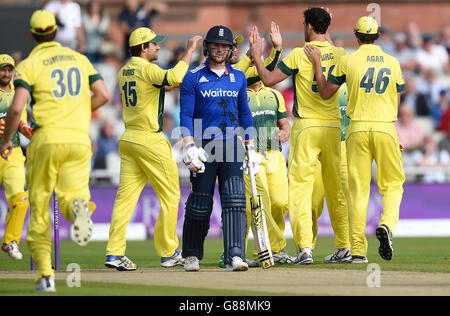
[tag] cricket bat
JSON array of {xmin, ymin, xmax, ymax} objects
[{"xmin": 248, "ymin": 162, "xmax": 274, "ymax": 269}]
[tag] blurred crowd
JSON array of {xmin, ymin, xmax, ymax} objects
[{"xmin": 13, "ymin": 0, "xmax": 450, "ymax": 184}]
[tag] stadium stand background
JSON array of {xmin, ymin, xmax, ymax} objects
[{"xmin": 0, "ymin": 0, "xmax": 449, "ymax": 186}]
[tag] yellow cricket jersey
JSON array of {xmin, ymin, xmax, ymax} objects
[
  {"xmin": 278, "ymin": 41, "xmax": 346, "ymax": 120},
  {"xmin": 0, "ymin": 82, "xmax": 27, "ymax": 148},
  {"xmin": 247, "ymin": 84, "xmax": 288, "ymax": 152},
  {"xmin": 330, "ymin": 44, "xmax": 406, "ymax": 122},
  {"xmin": 14, "ymin": 41, "xmax": 101, "ymax": 145},
  {"xmin": 234, "ymin": 47, "xmax": 282, "ymax": 86},
  {"xmin": 117, "ymin": 57, "xmax": 188, "ymax": 144}
]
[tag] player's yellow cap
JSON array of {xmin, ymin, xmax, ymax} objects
[
  {"xmin": 355, "ymin": 16, "xmax": 379, "ymax": 35},
  {"xmin": 129, "ymin": 27, "xmax": 165, "ymax": 47},
  {"xmin": 30, "ymin": 10, "xmax": 57, "ymax": 35},
  {"xmin": 233, "ymin": 34, "xmax": 244, "ymax": 45},
  {"xmin": 0, "ymin": 54, "xmax": 15, "ymax": 68}
]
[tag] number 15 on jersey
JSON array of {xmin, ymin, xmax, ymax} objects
[{"xmin": 122, "ymin": 81, "xmax": 137, "ymax": 107}]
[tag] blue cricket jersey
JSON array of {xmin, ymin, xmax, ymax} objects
[{"xmin": 180, "ymin": 59, "xmax": 254, "ymax": 141}]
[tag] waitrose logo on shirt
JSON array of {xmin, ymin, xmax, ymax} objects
[{"xmin": 200, "ymin": 88, "xmax": 239, "ymax": 98}]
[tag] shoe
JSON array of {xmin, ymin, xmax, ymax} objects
[
  {"xmin": 376, "ymin": 224, "xmax": 394, "ymax": 261},
  {"xmin": 105, "ymin": 255, "xmax": 137, "ymax": 271},
  {"xmin": 184, "ymin": 256, "xmax": 200, "ymax": 272},
  {"xmin": 35, "ymin": 275, "xmax": 56, "ymax": 293},
  {"xmin": 273, "ymin": 249, "xmax": 296, "ymax": 264},
  {"xmin": 226, "ymin": 256, "xmax": 249, "ymax": 272},
  {"xmin": 351, "ymin": 255, "xmax": 368, "ymax": 264},
  {"xmin": 2, "ymin": 241, "xmax": 23, "ymax": 260},
  {"xmin": 324, "ymin": 248, "xmax": 352, "ymax": 263},
  {"xmin": 294, "ymin": 248, "xmax": 313, "ymax": 265},
  {"xmin": 72, "ymin": 198, "xmax": 93, "ymax": 247},
  {"xmin": 161, "ymin": 250, "xmax": 184, "ymax": 267}
]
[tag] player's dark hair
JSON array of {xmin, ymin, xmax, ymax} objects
[
  {"xmin": 31, "ymin": 31, "xmax": 57, "ymax": 44},
  {"xmin": 303, "ymin": 7, "xmax": 331, "ymax": 34},
  {"xmin": 355, "ymin": 31, "xmax": 380, "ymax": 44},
  {"xmin": 130, "ymin": 41, "xmax": 150, "ymax": 57}
]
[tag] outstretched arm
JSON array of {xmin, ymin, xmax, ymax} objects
[
  {"xmin": 249, "ymin": 25, "xmax": 288, "ymax": 86},
  {"xmin": 180, "ymin": 35, "xmax": 203, "ymax": 65},
  {"xmin": 262, "ymin": 21, "xmax": 283, "ymax": 70},
  {"xmin": 304, "ymin": 45, "xmax": 340, "ymax": 99}
]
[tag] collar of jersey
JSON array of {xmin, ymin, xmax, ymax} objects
[
  {"xmin": 359, "ymin": 44, "xmax": 382, "ymax": 51},
  {"xmin": 306, "ymin": 40, "xmax": 331, "ymax": 47},
  {"xmin": 205, "ymin": 59, "xmax": 233, "ymax": 77},
  {"xmin": 31, "ymin": 41, "xmax": 61, "ymax": 55},
  {"xmin": 130, "ymin": 56, "xmax": 151, "ymax": 65}
]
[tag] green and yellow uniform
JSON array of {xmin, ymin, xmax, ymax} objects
[
  {"xmin": 278, "ymin": 41, "xmax": 350, "ymax": 251},
  {"xmin": 14, "ymin": 41, "xmax": 101, "ymax": 278},
  {"xmin": 311, "ymin": 85, "xmax": 350, "ymax": 247},
  {"xmin": 0, "ymin": 81, "xmax": 29, "ymax": 246},
  {"xmin": 329, "ymin": 43, "xmax": 406, "ymax": 257},
  {"xmin": 244, "ymin": 83, "xmax": 289, "ymax": 256},
  {"xmin": 105, "ymin": 56, "xmax": 189, "ymax": 258}
]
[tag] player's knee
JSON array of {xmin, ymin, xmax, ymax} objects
[
  {"xmin": 270, "ymin": 195, "xmax": 288, "ymax": 212},
  {"xmin": 221, "ymin": 177, "xmax": 247, "ymax": 262},
  {"xmin": 220, "ymin": 176, "xmax": 246, "ymax": 210},
  {"xmin": 185, "ymin": 192, "xmax": 214, "ymax": 220}
]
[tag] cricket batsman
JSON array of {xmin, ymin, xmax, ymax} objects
[
  {"xmin": 0, "ymin": 54, "xmax": 33, "ymax": 261},
  {"xmin": 0, "ymin": 10, "xmax": 110, "ymax": 292},
  {"xmin": 180, "ymin": 25, "xmax": 257, "ymax": 272},
  {"xmin": 305, "ymin": 16, "xmax": 406, "ymax": 263}
]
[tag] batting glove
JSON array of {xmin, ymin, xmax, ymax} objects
[
  {"xmin": 243, "ymin": 141, "xmax": 261, "ymax": 175},
  {"xmin": 18, "ymin": 121, "xmax": 33, "ymax": 139},
  {"xmin": 183, "ymin": 141, "xmax": 208, "ymax": 173}
]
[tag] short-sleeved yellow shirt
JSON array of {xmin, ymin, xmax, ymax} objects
[
  {"xmin": 330, "ymin": 44, "xmax": 406, "ymax": 122},
  {"xmin": 14, "ymin": 41, "xmax": 101, "ymax": 145},
  {"xmin": 117, "ymin": 57, "xmax": 188, "ymax": 144},
  {"xmin": 278, "ymin": 41, "xmax": 346, "ymax": 120}
]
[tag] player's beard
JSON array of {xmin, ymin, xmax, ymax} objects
[
  {"xmin": 0, "ymin": 77, "xmax": 11, "ymax": 89},
  {"xmin": 147, "ymin": 43, "xmax": 160, "ymax": 62},
  {"xmin": 209, "ymin": 52, "xmax": 228, "ymax": 66},
  {"xmin": 148, "ymin": 50, "xmax": 158, "ymax": 62}
]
